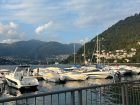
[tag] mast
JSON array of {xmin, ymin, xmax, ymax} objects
[
  {"xmin": 74, "ymin": 43, "xmax": 75, "ymax": 64},
  {"xmin": 97, "ymin": 33, "xmax": 98, "ymax": 64},
  {"xmin": 84, "ymin": 41, "xmax": 85, "ymax": 64},
  {"xmin": 99, "ymin": 39, "xmax": 100, "ymax": 65}
]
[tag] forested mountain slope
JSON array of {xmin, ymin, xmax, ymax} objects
[{"xmin": 62, "ymin": 13, "xmax": 140, "ymax": 63}]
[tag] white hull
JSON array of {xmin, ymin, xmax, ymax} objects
[
  {"xmin": 83, "ymin": 71, "xmax": 110, "ymax": 79},
  {"xmin": 43, "ymin": 71, "xmax": 66, "ymax": 83},
  {"xmin": 43, "ymin": 77, "xmax": 60, "ymax": 82},
  {"xmin": 62, "ymin": 74, "xmax": 88, "ymax": 81},
  {"xmin": 88, "ymin": 74, "xmax": 109, "ymax": 79},
  {"xmin": 6, "ymin": 76, "xmax": 39, "ymax": 89},
  {"xmin": 59, "ymin": 71, "xmax": 88, "ymax": 81},
  {"xmin": 5, "ymin": 66, "xmax": 39, "ymax": 89}
]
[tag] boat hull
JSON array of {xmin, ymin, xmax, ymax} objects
[
  {"xmin": 62, "ymin": 74, "xmax": 88, "ymax": 81},
  {"xmin": 6, "ymin": 76, "xmax": 39, "ymax": 89},
  {"xmin": 83, "ymin": 71, "xmax": 110, "ymax": 79}
]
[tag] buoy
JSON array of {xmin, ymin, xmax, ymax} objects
[{"xmin": 44, "ymin": 64, "xmax": 46, "ymax": 67}]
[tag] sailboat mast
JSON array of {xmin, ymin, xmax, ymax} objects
[
  {"xmin": 99, "ymin": 40, "xmax": 100, "ymax": 65},
  {"xmin": 97, "ymin": 33, "xmax": 98, "ymax": 64},
  {"xmin": 74, "ymin": 43, "xmax": 75, "ymax": 64},
  {"xmin": 84, "ymin": 42, "xmax": 85, "ymax": 64}
]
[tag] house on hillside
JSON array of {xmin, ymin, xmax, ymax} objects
[
  {"xmin": 109, "ymin": 51, "xmax": 112, "ymax": 53},
  {"xmin": 101, "ymin": 50, "xmax": 105, "ymax": 52},
  {"xmin": 127, "ymin": 54, "xmax": 133, "ymax": 58},
  {"xmin": 125, "ymin": 59, "xmax": 130, "ymax": 62},
  {"xmin": 131, "ymin": 48, "xmax": 136, "ymax": 51},
  {"xmin": 137, "ymin": 42, "xmax": 140, "ymax": 45},
  {"xmin": 116, "ymin": 50, "xmax": 124, "ymax": 52}
]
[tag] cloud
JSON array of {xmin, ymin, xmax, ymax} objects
[
  {"xmin": 0, "ymin": 22, "xmax": 19, "ymax": 34},
  {"xmin": 1, "ymin": 39, "xmax": 20, "ymax": 43},
  {"xmin": 1, "ymin": 0, "xmax": 140, "ymax": 43},
  {"xmin": 0, "ymin": 22, "xmax": 27, "ymax": 43},
  {"xmin": 1, "ymin": 0, "xmax": 140, "ymax": 31},
  {"xmin": 10, "ymin": 22, "xmax": 19, "ymax": 29},
  {"xmin": 35, "ymin": 21, "xmax": 52, "ymax": 34},
  {"xmin": 74, "ymin": 37, "xmax": 88, "ymax": 45}
]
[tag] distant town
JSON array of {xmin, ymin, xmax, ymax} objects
[
  {"xmin": 94, "ymin": 48, "xmax": 136, "ymax": 63},
  {"xmin": 0, "ymin": 54, "xmax": 70, "ymax": 65}
]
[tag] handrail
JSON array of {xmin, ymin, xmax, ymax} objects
[{"xmin": 0, "ymin": 79, "xmax": 139, "ymax": 103}]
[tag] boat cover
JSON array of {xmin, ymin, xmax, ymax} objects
[
  {"xmin": 96, "ymin": 64, "xmax": 106, "ymax": 69},
  {"xmin": 74, "ymin": 64, "xmax": 80, "ymax": 68}
]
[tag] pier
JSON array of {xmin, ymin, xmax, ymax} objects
[{"xmin": 0, "ymin": 79, "xmax": 140, "ymax": 105}]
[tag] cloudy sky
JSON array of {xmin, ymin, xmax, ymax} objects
[{"xmin": 0, "ymin": 0, "xmax": 140, "ymax": 44}]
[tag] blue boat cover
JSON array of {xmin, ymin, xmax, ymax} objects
[
  {"xmin": 74, "ymin": 64, "xmax": 80, "ymax": 68},
  {"xmin": 96, "ymin": 64, "xmax": 106, "ymax": 69}
]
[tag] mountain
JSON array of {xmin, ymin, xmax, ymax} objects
[
  {"xmin": 0, "ymin": 43, "xmax": 8, "ymax": 47},
  {"xmin": 67, "ymin": 43, "xmax": 83, "ymax": 52},
  {"xmin": 62, "ymin": 13, "xmax": 140, "ymax": 63},
  {"xmin": 0, "ymin": 39, "xmax": 46, "ymax": 58},
  {"xmin": 0, "ymin": 40, "xmax": 82, "ymax": 61},
  {"xmin": 27, "ymin": 42, "xmax": 82, "ymax": 59}
]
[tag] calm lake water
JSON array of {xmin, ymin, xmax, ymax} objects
[{"xmin": 0, "ymin": 64, "xmax": 140, "ymax": 105}]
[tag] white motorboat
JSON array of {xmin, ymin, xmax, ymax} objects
[
  {"xmin": 0, "ymin": 69, "xmax": 10, "ymax": 73},
  {"xmin": 32, "ymin": 67, "xmax": 66, "ymax": 83},
  {"xmin": 118, "ymin": 68, "xmax": 132, "ymax": 75},
  {"xmin": 0, "ymin": 69, "xmax": 10, "ymax": 76},
  {"xmin": 32, "ymin": 68, "xmax": 47, "ymax": 76},
  {"xmin": 40, "ymin": 67, "xmax": 88, "ymax": 81},
  {"xmin": 63, "ymin": 67, "xmax": 76, "ymax": 71},
  {"xmin": 55, "ymin": 69, "xmax": 88, "ymax": 81},
  {"xmin": 131, "ymin": 66, "xmax": 140, "ymax": 74},
  {"xmin": 82, "ymin": 69, "xmax": 111, "ymax": 79},
  {"xmin": 60, "ymin": 73, "xmax": 88, "ymax": 81},
  {"xmin": 42, "ymin": 70, "xmax": 66, "ymax": 83},
  {"xmin": 5, "ymin": 65, "xmax": 39, "ymax": 90}
]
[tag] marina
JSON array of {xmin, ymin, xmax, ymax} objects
[{"xmin": 0, "ymin": 64, "xmax": 140, "ymax": 104}]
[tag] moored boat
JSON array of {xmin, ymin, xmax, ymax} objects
[{"xmin": 5, "ymin": 65, "xmax": 39, "ymax": 90}]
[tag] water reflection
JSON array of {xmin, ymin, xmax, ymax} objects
[
  {"xmin": 4, "ymin": 86, "xmax": 38, "ymax": 97},
  {"xmin": 87, "ymin": 78, "xmax": 114, "ymax": 85},
  {"xmin": 65, "ymin": 81, "xmax": 88, "ymax": 88}
]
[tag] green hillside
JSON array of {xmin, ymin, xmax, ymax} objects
[
  {"xmin": 62, "ymin": 13, "xmax": 140, "ymax": 64},
  {"xmin": 0, "ymin": 40, "xmax": 82, "ymax": 61}
]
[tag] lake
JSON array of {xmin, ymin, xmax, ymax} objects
[{"xmin": 0, "ymin": 64, "xmax": 140, "ymax": 105}]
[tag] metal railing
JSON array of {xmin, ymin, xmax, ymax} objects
[{"xmin": 0, "ymin": 80, "xmax": 140, "ymax": 105}]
